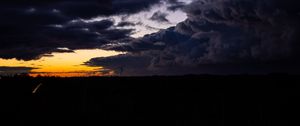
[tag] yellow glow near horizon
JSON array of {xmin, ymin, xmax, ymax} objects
[{"xmin": 0, "ymin": 49, "xmax": 123, "ymax": 77}]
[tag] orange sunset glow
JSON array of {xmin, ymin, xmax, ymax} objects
[{"xmin": 0, "ymin": 49, "xmax": 123, "ymax": 77}]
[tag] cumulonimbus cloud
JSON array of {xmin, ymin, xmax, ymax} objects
[{"xmin": 88, "ymin": 0, "xmax": 300, "ymax": 75}]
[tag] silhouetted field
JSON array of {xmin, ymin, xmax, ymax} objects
[{"xmin": 0, "ymin": 75, "xmax": 299, "ymax": 126}]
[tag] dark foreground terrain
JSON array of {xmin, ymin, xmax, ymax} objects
[{"xmin": 0, "ymin": 75, "xmax": 299, "ymax": 126}]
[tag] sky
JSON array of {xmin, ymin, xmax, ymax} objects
[{"xmin": 0, "ymin": 0, "xmax": 300, "ymax": 76}]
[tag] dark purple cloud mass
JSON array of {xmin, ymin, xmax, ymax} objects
[
  {"xmin": 166, "ymin": 0, "xmax": 187, "ymax": 11},
  {"xmin": 86, "ymin": 0, "xmax": 300, "ymax": 75},
  {"xmin": 0, "ymin": 0, "xmax": 163, "ymax": 60}
]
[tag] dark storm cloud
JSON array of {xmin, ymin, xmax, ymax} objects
[
  {"xmin": 47, "ymin": 19, "xmax": 133, "ymax": 48},
  {"xmin": 0, "ymin": 66, "xmax": 35, "ymax": 75},
  {"xmin": 89, "ymin": 0, "xmax": 300, "ymax": 75},
  {"xmin": 166, "ymin": 0, "xmax": 187, "ymax": 11},
  {"xmin": 55, "ymin": 0, "xmax": 162, "ymax": 19},
  {"xmin": 117, "ymin": 21, "xmax": 136, "ymax": 27},
  {"xmin": 150, "ymin": 11, "xmax": 170, "ymax": 23},
  {"xmin": 1, "ymin": 0, "xmax": 161, "ymax": 18},
  {"xmin": 0, "ymin": 0, "xmax": 163, "ymax": 60},
  {"xmin": 173, "ymin": 0, "xmax": 300, "ymax": 64},
  {"xmin": 0, "ymin": 67, "xmax": 34, "ymax": 71},
  {"xmin": 86, "ymin": 54, "xmax": 152, "ymax": 75},
  {"xmin": 0, "ymin": 17, "xmax": 133, "ymax": 60},
  {"xmin": 111, "ymin": 0, "xmax": 161, "ymax": 15}
]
